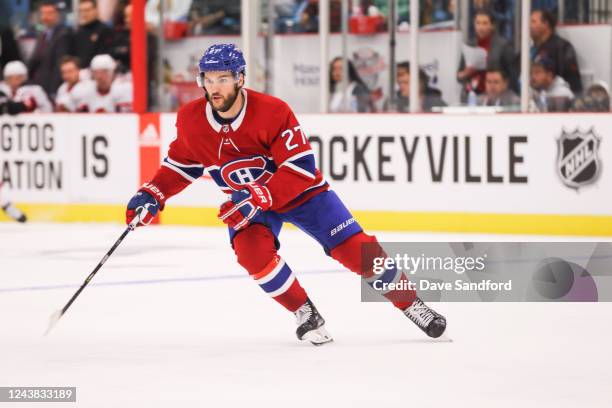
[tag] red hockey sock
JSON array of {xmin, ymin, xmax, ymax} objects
[
  {"xmin": 251, "ymin": 255, "xmax": 308, "ymax": 312},
  {"xmin": 234, "ymin": 224, "xmax": 308, "ymax": 312},
  {"xmin": 330, "ymin": 232, "xmax": 416, "ymax": 310}
]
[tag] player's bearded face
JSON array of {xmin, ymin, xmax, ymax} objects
[
  {"xmin": 204, "ymin": 73, "xmax": 243, "ymax": 113},
  {"xmin": 210, "ymin": 84, "xmax": 240, "ymax": 112}
]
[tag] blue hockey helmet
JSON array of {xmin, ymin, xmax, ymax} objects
[{"xmin": 196, "ymin": 44, "xmax": 246, "ymax": 87}]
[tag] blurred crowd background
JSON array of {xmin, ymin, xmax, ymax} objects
[{"xmin": 0, "ymin": 0, "xmax": 610, "ymax": 114}]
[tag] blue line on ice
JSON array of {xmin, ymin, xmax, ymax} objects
[{"xmin": 0, "ymin": 269, "xmax": 346, "ymax": 294}]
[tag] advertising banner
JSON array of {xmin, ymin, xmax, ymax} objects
[{"xmin": 0, "ymin": 114, "xmax": 139, "ymax": 204}]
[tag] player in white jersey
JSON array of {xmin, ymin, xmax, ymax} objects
[
  {"xmin": 69, "ymin": 54, "xmax": 133, "ymax": 113},
  {"xmin": 0, "ymin": 61, "xmax": 33, "ymax": 220},
  {"xmin": 0, "ymin": 61, "xmax": 53, "ymax": 114},
  {"xmin": 55, "ymin": 56, "xmax": 85, "ymax": 112}
]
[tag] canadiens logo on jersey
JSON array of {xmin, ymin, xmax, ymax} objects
[{"xmin": 209, "ymin": 155, "xmax": 277, "ymax": 192}]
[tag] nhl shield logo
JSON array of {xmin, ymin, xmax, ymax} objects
[{"xmin": 556, "ymin": 128, "xmax": 601, "ymax": 189}]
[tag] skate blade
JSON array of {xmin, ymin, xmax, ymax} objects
[{"xmin": 303, "ymin": 326, "xmax": 334, "ymax": 346}]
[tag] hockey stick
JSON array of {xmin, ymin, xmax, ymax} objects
[{"xmin": 44, "ymin": 208, "xmax": 145, "ymax": 336}]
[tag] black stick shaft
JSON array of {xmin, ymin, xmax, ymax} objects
[{"xmin": 59, "ymin": 226, "xmax": 133, "ymax": 316}]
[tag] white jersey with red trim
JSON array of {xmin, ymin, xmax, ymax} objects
[
  {"xmin": 0, "ymin": 81, "xmax": 53, "ymax": 113},
  {"xmin": 55, "ymin": 81, "xmax": 81, "ymax": 112},
  {"xmin": 69, "ymin": 79, "xmax": 133, "ymax": 113}
]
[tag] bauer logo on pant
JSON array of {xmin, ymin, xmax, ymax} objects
[{"xmin": 556, "ymin": 128, "xmax": 601, "ymax": 190}]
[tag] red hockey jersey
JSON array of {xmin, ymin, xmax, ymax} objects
[{"xmin": 149, "ymin": 88, "xmax": 328, "ymax": 212}]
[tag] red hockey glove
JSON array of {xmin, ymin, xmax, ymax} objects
[
  {"xmin": 126, "ymin": 182, "xmax": 166, "ymax": 227},
  {"xmin": 23, "ymin": 96, "xmax": 37, "ymax": 112},
  {"xmin": 218, "ymin": 182, "xmax": 272, "ymax": 231}
]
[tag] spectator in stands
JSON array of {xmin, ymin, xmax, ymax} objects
[
  {"xmin": 268, "ymin": 0, "xmax": 307, "ymax": 33},
  {"xmin": 529, "ymin": 57, "xmax": 574, "ymax": 112},
  {"xmin": 0, "ymin": 25, "xmax": 21, "ymax": 80},
  {"xmin": 0, "ymin": 61, "xmax": 53, "ymax": 114},
  {"xmin": 478, "ymin": 66, "xmax": 519, "ymax": 109},
  {"xmin": 74, "ymin": 0, "xmax": 114, "ymax": 68},
  {"xmin": 420, "ymin": 0, "xmax": 454, "ymax": 26},
  {"xmin": 329, "ymin": 57, "xmax": 371, "ymax": 113},
  {"xmin": 68, "ymin": 54, "xmax": 132, "ymax": 113},
  {"xmin": 28, "ymin": 1, "xmax": 73, "ymax": 98},
  {"xmin": 530, "ymin": 8, "xmax": 582, "ymax": 95},
  {"xmin": 110, "ymin": 3, "xmax": 132, "ymax": 74},
  {"xmin": 457, "ymin": 9, "xmax": 516, "ymax": 102},
  {"xmin": 471, "ymin": 0, "xmax": 514, "ymax": 40},
  {"xmin": 300, "ymin": 0, "xmax": 342, "ymax": 33},
  {"xmin": 571, "ymin": 80, "xmax": 610, "ymax": 112},
  {"xmin": 55, "ymin": 56, "xmax": 83, "ymax": 112},
  {"xmin": 188, "ymin": 0, "xmax": 241, "ymax": 35},
  {"xmin": 385, "ymin": 61, "xmax": 446, "ymax": 113}
]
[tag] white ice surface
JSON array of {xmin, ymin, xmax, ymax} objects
[{"xmin": 1, "ymin": 223, "xmax": 611, "ymax": 407}]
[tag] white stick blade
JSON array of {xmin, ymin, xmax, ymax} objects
[{"xmin": 44, "ymin": 310, "xmax": 62, "ymax": 336}]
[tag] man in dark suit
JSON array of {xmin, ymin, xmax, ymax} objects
[
  {"xmin": 530, "ymin": 8, "xmax": 582, "ymax": 95},
  {"xmin": 28, "ymin": 1, "xmax": 73, "ymax": 98},
  {"xmin": 73, "ymin": 0, "xmax": 114, "ymax": 68}
]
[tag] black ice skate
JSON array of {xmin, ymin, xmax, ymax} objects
[
  {"xmin": 403, "ymin": 297, "xmax": 446, "ymax": 338},
  {"xmin": 294, "ymin": 298, "xmax": 333, "ymax": 346},
  {"xmin": 2, "ymin": 203, "xmax": 27, "ymax": 223}
]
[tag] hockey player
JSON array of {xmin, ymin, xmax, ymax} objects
[
  {"xmin": 0, "ymin": 182, "xmax": 27, "ymax": 223},
  {"xmin": 126, "ymin": 44, "xmax": 446, "ymax": 345},
  {"xmin": 55, "ymin": 56, "xmax": 84, "ymax": 112},
  {"xmin": 0, "ymin": 61, "xmax": 53, "ymax": 114},
  {"xmin": 69, "ymin": 54, "xmax": 133, "ymax": 113}
]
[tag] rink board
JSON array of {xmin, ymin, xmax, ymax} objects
[{"xmin": 1, "ymin": 112, "xmax": 611, "ymax": 235}]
